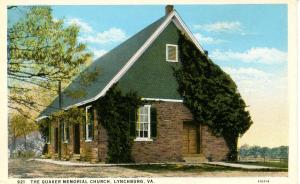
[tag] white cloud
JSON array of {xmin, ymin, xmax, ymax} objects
[
  {"xmin": 194, "ymin": 33, "xmax": 224, "ymax": 45},
  {"xmin": 222, "ymin": 67, "xmax": 287, "ymax": 99},
  {"xmin": 223, "ymin": 67, "xmax": 271, "ymax": 84},
  {"xmin": 210, "ymin": 47, "xmax": 287, "ymax": 64},
  {"xmin": 66, "ymin": 18, "xmax": 93, "ymax": 33},
  {"xmin": 226, "ymin": 67, "xmax": 288, "ymax": 147},
  {"xmin": 90, "ymin": 48, "xmax": 108, "ymax": 58},
  {"xmin": 194, "ymin": 21, "xmax": 244, "ymax": 34},
  {"xmin": 79, "ymin": 28, "xmax": 127, "ymax": 44}
]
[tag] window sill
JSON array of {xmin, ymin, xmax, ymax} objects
[
  {"xmin": 63, "ymin": 141, "xmax": 69, "ymax": 144},
  {"xmin": 85, "ymin": 139, "xmax": 93, "ymax": 142},
  {"xmin": 134, "ymin": 138, "xmax": 153, "ymax": 142},
  {"xmin": 166, "ymin": 59, "xmax": 178, "ymax": 62}
]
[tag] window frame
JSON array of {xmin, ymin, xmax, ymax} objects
[
  {"xmin": 63, "ymin": 122, "xmax": 69, "ymax": 143},
  {"xmin": 166, "ymin": 44, "xmax": 178, "ymax": 62},
  {"xmin": 134, "ymin": 105, "xmax": 153, "ymax": 142},
  {"xmin": 85, "ymin": 105, "xmax": 93, "ymax": 142}
]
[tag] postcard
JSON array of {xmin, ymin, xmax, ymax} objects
[{"xmin": 1, "ymin": 1, "xmax": 297, "ymax": 184}]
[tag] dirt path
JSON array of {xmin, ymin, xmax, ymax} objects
[{"xmin": 8, "ymin": 159, "xmax": 288, "ymax": 178}]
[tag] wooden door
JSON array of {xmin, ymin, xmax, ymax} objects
[
  {"xmin": 183, "ymin": 122, "xmax": 198, "ymax": 154},
  {"xmin": 54, "ymin": 128, "xmax": 58, "ymax": 153},
  {"xmin": 73, "ymin": 124, "xmax": 80, "ymax": 154}
]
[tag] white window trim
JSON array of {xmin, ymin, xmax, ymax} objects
[
  {"xmin": 134, "ymin": 137, "xmax": 153, "ymax": 142},
  {"xmin": 134, "ymin": 105, "xmax": 152, "ymax": 141},
  {"xmin": 141, "ymin": 98, "xmax": 183, "ymax": 103},
  {"xmin": 166, "ymin": 44, "xmax": 178, "ymax": 62},
  {"xmin": 63, "ymin": 122, "xmax": 69, "ymax": 143},
  {"xmin": 85, "ymin": 105, "xmax": 93, "ymax": 142}
]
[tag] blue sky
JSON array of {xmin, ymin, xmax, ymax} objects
[
  {"xmin": 52, "ymin": 5, "xmax": 287, "ymax": 73},
  {"xmin": 8, "ymin": 5, "xmax": 288, "ymax": 146}
]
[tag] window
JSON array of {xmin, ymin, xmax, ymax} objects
[
  {"xmin": 166, "ymin": 44, "xmax": 178, "ymax": 62},
  {"xmin": 85, "ymin": 105, "xmax": 94, "ymax": 141},
  {"xmin": 130, "ymin": 105, "xmax": 157, "ymax": 141},
  {"xmin": 61, "ymin": 122, "xmax": 69, "ymax": 143},
  {"xmin": 135, "ymin": 105, "xmax": 151, "ymax": 140},
  {"xmin": 63, "ymin": 122, "xmax": 69, "ymax": 143}
]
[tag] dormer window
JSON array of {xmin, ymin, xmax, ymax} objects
[{"xmin": 166, "ymin": 44, "xmax": 178, "ymax": 62}]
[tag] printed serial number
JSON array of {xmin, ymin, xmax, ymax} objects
[
  {"xmin": 17, "ymin": 180, "xmax": 25, "ymax": 184},
  {"xmin": 258, "ymin": 179, "xmax": 270, "ymax": 183}
]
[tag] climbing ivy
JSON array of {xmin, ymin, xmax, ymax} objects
[
  {"xmin": 38, "ymin": 107, "xmax": 85, "ymax": 152},
  {"xmin": 94, "ymin": 84, "xmax": 142, "ymax": 163},
  {"xmin": 50, "ymin": 107, "xmax": 85, "ymax": 125},
  {"xmin": 174, "ymin": 32, "xmax": 253, "ymax": 161}
]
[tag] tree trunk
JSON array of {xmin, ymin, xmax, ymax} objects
[{"xmin": 24, "ymin": 134, "xmax": 27, "ymax": 150}]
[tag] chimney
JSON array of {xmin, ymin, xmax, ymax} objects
[{"xmin": 165, "ymin": 5, "xmax": 174, "ymax": 15}]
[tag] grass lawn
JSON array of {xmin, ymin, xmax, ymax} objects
[
  {"xmin": 123, "ymin": 164, "xmax": 238, "ymax": 173},
  {"xmin": 123, "ymin": 163, "xmax": 287, "ymax": 173},
  {"xmin": 237, "ymin": 162, "xmax": 288, "ymax": 169}
]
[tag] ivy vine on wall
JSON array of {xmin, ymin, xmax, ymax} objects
[
  {"xmin": 38, "ymin": 107, "xmax": 85, "ymax": 154},
  {"xmin": 50, "ymin": 107, "xmax": 85, "ymax": 126},
  {"xmin": 94, "ymin": 84, "xmax": 142, "ymax": 163},
  {"xmin": 174, "ymin": 31, "xmax": 253, "ymax": 161}
]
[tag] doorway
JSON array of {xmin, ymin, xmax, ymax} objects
[
  {"xmin": 182, "ymin": 121, "xmax": 200, "ymax": 154},
  {"xmin": 73, "ymin": 124, "xmax": 80, "ymax": 154},
  {"xmin": 54, "ymin": 128, "xmax": 58, "ymax": 153}
]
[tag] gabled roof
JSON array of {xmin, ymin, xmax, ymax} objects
[{"xmin": 38, "ymin": 10, "xmax": 204, "ymax": 120}]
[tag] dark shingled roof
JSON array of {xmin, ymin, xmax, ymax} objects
[{"xmin": 39, "ymin": 16, "xmax": 166, "ymax": 118}]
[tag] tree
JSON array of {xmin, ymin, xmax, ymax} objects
[
  {"xmin": 248, "ymin": 146, "xmax": 261, "ymax": 158},
  {"xmin": 278, "ymin": 146, "xmax": 288, "ymax": 161},
  {"xmin": 239, "ymin": 144, "xmax": 250, "ymax": 157},
  {"xmin": 260, "ymin": 147, "xmax": 270, "ymax": 162},
  {"xmin": 7, "ymin": 6, "xmax": 94, "ymax": 117},
  {"xmin": 9, "ymin": 113, "xmax": 37, "ymax": 152},
  {"xmin": 174, "ymin": 32, "xmax": 253, "ymax": 161}
]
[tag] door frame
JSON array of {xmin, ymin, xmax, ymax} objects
[{"xmin": 183, "ymin": 121, "xmax": 200, "ymax": 154}]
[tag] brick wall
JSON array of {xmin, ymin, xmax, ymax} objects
[
  {"xmin": 97, "ymin": 121, "xmax": 108, "ymax": 162},
  {"xmin": 47, "ymin": 120, "xmax": 57, "ymax": 158},
  {"xmin": 201, "ymin": 125, "xmax": 229, "ymax": 161},
  {"xmin": 80, "ymin": 108, "xmax": 99, "ymax": 163},
  {"xmin": 132, "ymin": 101, "xmax": 191, "ymax": 163},
  {"xmin": 47, "ymin": 102, "xmax": 229, "ymax": 163},
  {"xmin": 131, "ymin": 101, "xmax": 229, "ymax": 162},
  {"xmin": 47, "ymin": 108, "xmax": 99, "ymax": 162}
]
